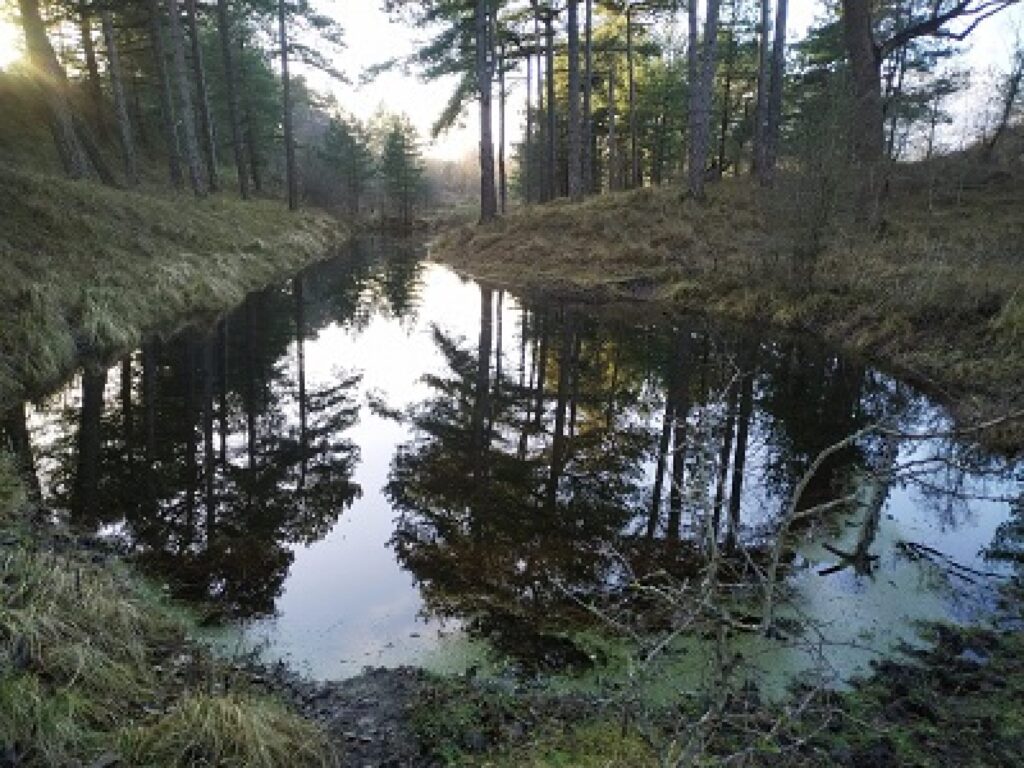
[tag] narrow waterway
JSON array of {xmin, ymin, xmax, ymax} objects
[{"xmin": 11, "ymin": 236, "xmax": 1021, "ymax": 694}]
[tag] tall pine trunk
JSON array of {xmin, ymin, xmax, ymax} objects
[
  {"xmin": 216, "ymin": 0, "xmax": 249, "ymax": 198},
  {"xmin": 753, "ymin": 0, "xmax": 772, "ymax": 180},
  {"xmin": 78, "ymin": 5, "xmax": 105, "ymax": 132},
  {"xmin": 166, "ymin": 0, "xmax": 205, "ymax": 195},
  {"xmin": 278, "ymin": 0, "xmax": 298, "ymax": 209},
  {"xmin": 101, "ymin": 11, "xmax": 138, "ymax": 185},
  {"xmin": 583, "ymin": 0, "xmax": 594, "ymax": 194},
  {"xmin": 19, "ymin": 0, "xmax": 90, "ymax": 178},
  {"xmin": 762, "ymin": 0, "xmax": 788, "ymax": 182},
  {"xmin": 544, "ymin": 12, "xmax": 556, "ymax": 201},
  {"xmin": 499, "ymin": 42, "xmax": 507, "ymax": 214},
  {"xmin": 626, "ymin": 3, "xmax": 639, "ymax": 187},
  {"xmin": 475, "ymin": 0, "xmax": 497, "ymax": 221},
  {"xmin": 147, "ymin": 0, "xmax": 183, "ymax": 187},
  {"xmin": 185, "ymin": 0, "xmax": 218, "ymax": 192},
  {"xmin": 567, "ymin": 0, "xmax": 583, "ymax": 201},
  {"xmin": 840, "ymin": 0, "xmax": 885, "ymax": 219},
  {"xmin": 687, "ymin": 0, "xmax": 722, "ymax": 199}
]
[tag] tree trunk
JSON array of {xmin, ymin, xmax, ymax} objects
[
  {"xmin": 147, "ymin": 0, "xmax": 183, "ymax": 187},
  {"xmin": 717, "ymin": 26, "xmax": 734, "ymax": 173},
  {"xmin": 101, "ymin": 11, "xmax": 138, "ymax": 185},
  {"xmin": 475, "ymin": 0, "xmax": 497, "ymax": 220},
  {"xmin": 752, "ymin": 0, "xmax": 772, "ymax": 178},
  {"xmin": 216, "ymin": 0, "xmax": 249, "ymax": 198},
  {"xmin": 840, "ymin": 0, "xmax": 885, "ymax": 218},
  {"xmin": 762, "ymin": 0, "xmax": 788, "ymax": 182},
  {"xmin": 626, "ymin": 2, "xmax": 639, "ymax": 188},
  {"xmin": 278, "ymin": 0, "xmax": 298, "ymax": 209},
  {"xmin": 185, "ymin": 0, "xmax": 218, "ymax": 192},
  {"xmin": 78, "ymin": 5, "xmax": 104, "ymax": 131},
  {"xmin": 545, "ymin": 12, "xmax": 557, "ymax": 201},
  {"xmin": 687, "ymin": 0, "xmax": 722, "ymax": 199},
  {"xmin": 166, "ymin": 0, "xmax": 205, "ymax": 195},
  {"xmin": 237, "ymin": 35, "xmax": 262, "ymax": 192},
  {"xmin": 499, "ymin": 42, "xmax": 508, "ymax": 214},
  {"xmin": 725, "ymin": 368, "xmax": 754, "ymax": 551},
  {"xmin": 583, "ymin": 0, "xmax": 594, "ymax": 194},
  {"xmin": 567, "ymin": 0, "xmax": 583, "ymax": 201},
  {"xmin": 685, "ymin": 0, "xmax": 698, "ymax": 185},
  {"xmin": 525, "ymin": 48, "xmax": 533, "ymax": 203},
  {"xmin": 19, "ymin": 0, "xmax": 91, "ymax": 178},
  {"xmin": 608, "ymin": 56, "xmax": 617, "ymax": 191}
]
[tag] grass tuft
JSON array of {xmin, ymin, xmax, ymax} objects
[{"xmin": 120, "ymin": 693, "xmax": 335, "ymax": 768}]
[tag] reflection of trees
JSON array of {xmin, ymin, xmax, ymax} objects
[
  {"xmin": 31, "ymin": 236, "xmax": 433, "ymax": 618},
  {"xmin": 388, "ymin": 290, "xmax": 657, "ymax": 665},
  {"xmin": 387, "ymin": 299, "xmax": 961, "ymax": 666}
]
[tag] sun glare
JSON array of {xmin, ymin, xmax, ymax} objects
[{"xmin": 0, "ymin": 19, "xmax": 24, "ymax": 70}]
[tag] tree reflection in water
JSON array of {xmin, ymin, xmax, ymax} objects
[
  {"xmin": 387, "ymin": 284, "xmax": 1022, "ymax": 670},
  {"xmin": 5, "ymin": 238, "xmax": 1020, "ymax": 678}
]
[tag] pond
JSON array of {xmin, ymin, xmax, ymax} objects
[{"xmin": 7, "ymin": 237, "xmax": 1022, "ymax": 696}]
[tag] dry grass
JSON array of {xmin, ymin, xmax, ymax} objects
[
  {"xmin": 434, "ymin": 168, "xmax": 1024, "ymax": 450},
  {"xmin": 0, "ymin": 477, "xmax": 334, "ymax": 767},
  {"xmin": 0, "ymin": 161, "xmax": 348, "ymax": 404}
]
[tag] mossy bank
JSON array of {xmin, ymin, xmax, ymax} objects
[
  {"xmin": 434, "ymin": 164, "xmax": 1024, "ymax": 452},
  {"xmin": 0, "ymin": 161, "xmax": 348, "ymax": 406}
]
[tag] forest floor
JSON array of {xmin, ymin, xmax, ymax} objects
[{"xmin": 433, "ymin": 160, "xmax": 1024, "ymax": 453}]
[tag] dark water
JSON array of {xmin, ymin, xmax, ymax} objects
[{"xmin": 7, "ymin": 237, "xmax": 1022, "ymax": 689}]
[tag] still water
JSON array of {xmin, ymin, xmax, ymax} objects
[{"xmin": 9, "ymin": 237, "xmax": 1022, "ymax": 691}]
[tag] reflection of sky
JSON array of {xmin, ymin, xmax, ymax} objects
[
  {"xmin": 220, "ymin": 264, "xmax": 524, "ymax": 679},
  {"xmin": 21, "ymin": 252, "xmax": 1023, "ymax": 685}
]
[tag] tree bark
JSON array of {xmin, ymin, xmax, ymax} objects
[
  {"xmin": 752, "ymin": 0, "xmax": 772, "ymax": 178},
  {"xmin": 762, "ymin": 0, "xmax": 788, "ymax": 182},
  {"xmin": 166, "ymin": 0, "xmax": 205, "ymax": 196},
  {"xmin": 238, "ymin": 35, "xmax": 263, "ymax": 192},
  {"xmin": 525, "ymin": 47, "xmax": 533, "ymax": 203},
  {"xmin": 78, "ymin": 4, "xmax": 104, "ymax": 131},
  {"xmin": 583, "ymin": 0, "xmax": 594, "ymax": 194},
  {"xmin": 626, "ymin": 2, "xmax": 639, "ymax": 188},
  {"xmin": 101, "ymin": 11, "xmax": 138, "ymax": 185},
  {"xmin": 475, "ymin": 0, "xmax": 498, "ymax": 220},
  {"xmin": 278, "ymin": 0, "xmax": 298, "ymax": 209},
  {"xmin": 185, "ymin": 0, "xmax": 218, "ymax": 192},
  {"xmin": 499, "ymin": 41, "xmax": 508, "ymax": 214},
  {"xmin": 608, "ymin": 55, "xmax": 617, "ymax": 191},
  {"xmin": 19, "ymin": 0, "xmax": 91, "ymax": 178},
  {"xmin": 567, "ymin": 0, "xmax": 583, "ymax": 201},
  {"xmin": 840, "ymin": 0, "xmax": 885, "ymax": 218},
  {"xmin": 544, "ymin": 11, "xmax": 557, "ymax": 201},
  {"xmin": 216, "ymin": 0, "xmax": 249, "ymax": 198},
  {"xmin": 147, "ymin": 0, "xmax": 183, "ymax": 187},
  {"xmin": 687, "ymin": 0, "xmax": 722, "ymax": 199}
]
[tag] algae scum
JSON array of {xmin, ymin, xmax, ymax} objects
[{"xmin": 10, "ymin": 237, "xmax": 1022, "ymax": 701}]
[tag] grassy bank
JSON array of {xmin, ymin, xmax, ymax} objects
[
  {"xmin": 434, "ymin": 163, "xmax": 1024, "ymax": 450},
  {"xmin": 0, "ymin": 161, "xmax": 348, "ymax": 406},
  {"xmin": 0, "ymin": 162, "xmax": 349, "ymax": 764},
  {"xmin": 0, "ymin": 458, "xmax": 334, "ymax": 766}
]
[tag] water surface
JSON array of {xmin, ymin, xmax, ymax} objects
[{"xmin": 10, "ymin": 237, "xmax": 1022, "ymax": 690}]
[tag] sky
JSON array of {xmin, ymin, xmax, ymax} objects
[{"xmin": 0, "ymin": 0, "xmax": 1020, "ymax": 159}]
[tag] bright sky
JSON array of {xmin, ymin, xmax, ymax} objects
[{"xmin": 0, "ymin": 1, "xmax": 1020, "ymax": 159}]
